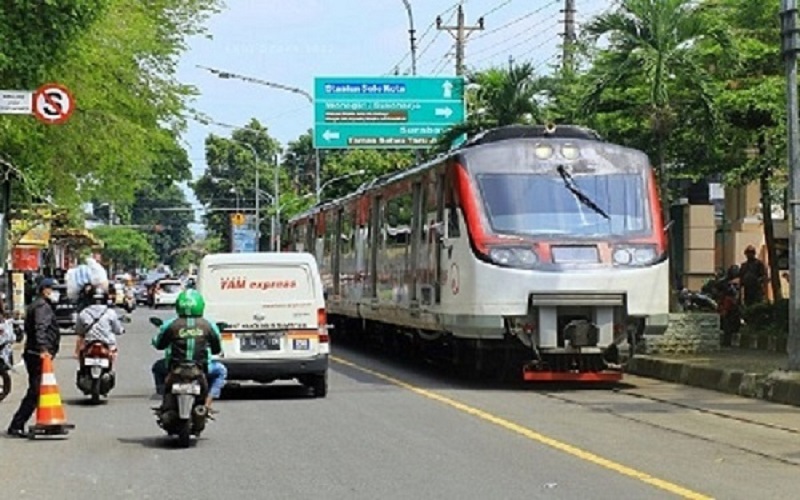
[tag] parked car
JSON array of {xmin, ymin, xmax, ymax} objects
[
  {"xmin": 51, "ymin": 284, "xmax": 78, "ymax": 334},
  {"xmin": 151, "ymin": 279, "xmax": 183, "ymax": 308},
  {"xmin": 134, "ymin": 284, "xmax": 149, "ymax": 305}
]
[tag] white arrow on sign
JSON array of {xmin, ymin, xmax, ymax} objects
[
  {"xmin": 435, "ymin": 107, "xmax": 453, "ymax": 118},
  {"xmin": 322, "ymin": 130, "xmax": 340, "ymax": 141},
  {"xmin": 442, "ymin": 80, "xmax": 453, "ymax": 99}
]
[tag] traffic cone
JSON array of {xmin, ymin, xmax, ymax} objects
[{"xmin": 29, "ymin": 354, "xmax": 75, "ymax": 437}]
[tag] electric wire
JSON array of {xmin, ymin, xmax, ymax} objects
[{"xmin": 472, "ymin": 0, "xmax": 560, "ymax": 41}]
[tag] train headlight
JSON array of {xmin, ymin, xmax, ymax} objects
[
  {"xmin": 612, "ymin": 248, "xmax": 632, "ymax": 265},
  {"xmin": 561, "ymin": 144, "xmax": 580, "ymax": 160},
  {"xmin": 633, "ymin": 247, "xmax": 657, "ymax": 264},
  {"xmin": 489, "ymin": 248, "xmax": 514, "ymax": 265},
  {"xmin": 612, "ymin": 245, "xmax": 658, "ymax": 266},
  {"xmin": 488, "ymin": 247, "xmax": 539, "ymax": 268}
]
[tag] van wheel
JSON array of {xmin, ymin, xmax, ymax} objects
[{"xmin": 311, "ymin": 373, "xmax": 327, "ymax": 398}]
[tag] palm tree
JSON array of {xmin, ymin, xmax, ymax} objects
[
  {"xmin": 435, "ymin": 63, "xmax": 541, "ymax": 152},
  {"xmin": 582, "ymin": 0, "xmax": 728, "ymax": 201}
]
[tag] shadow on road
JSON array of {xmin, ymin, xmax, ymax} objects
[
  {"xmin": 63, "ymin": 397, "xmax": 109, "ymax": 407},
  {"xmin": 117, "ymin": 435, "xmax": 205, "ymax": 450},
  {"xmin": 220, "ymin": 383, "xmax": 313, "ymax": 401}
]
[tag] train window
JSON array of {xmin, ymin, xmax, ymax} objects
[
  {"xmin": 386, "ymin": 193, "xmax": 413, "ymax": 247},
  {"xmin": 422, "ymin": 174, "xmax": 437, "ymax": 242},
  {"xmin": 341, "ymin": 209, "xmax": 355, "ymax": 256},
  {"xmin": 325, "ymin": 210, "xmax": 337, "ymax": 262},
  {"xmin": 446, "ymin": 178, "xmax": 461, "ymax": 238}
]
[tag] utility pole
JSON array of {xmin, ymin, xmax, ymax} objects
[
  {"xmin": 437, "ymin": 4, "xmax": 484, "ymax": 75},
  {"xmin": 508, "ymin": 55, "xmax": 514, "ymax": 71},
  {"xmin": 781, "ymin": 0, "xmax": 800, "ymax": 370},
  {"xmin": 562, "ymin": 0, "xmax": 577, "ymax": 73}
]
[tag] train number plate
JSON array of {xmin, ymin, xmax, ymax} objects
[
  {"xmin": 240, "ymin": 334, "xmax": 282, "ymax": 351},
  {"xmin": 292, "ymin": 339, "xmax": 310, "ymax": 351}
]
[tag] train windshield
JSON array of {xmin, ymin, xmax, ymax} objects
[{"xmin": 476, "ymin": 172, "xmax": 649, "ymax": 237}]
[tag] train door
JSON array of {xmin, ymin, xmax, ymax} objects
[
  {"xmin": 410, "ymin": 182, "xmax": 422, "ymax": 304},
  {"xmin": 434, "ymin": 172, "xmax": 445, "ymax": 304},
  {"xmin": 369, "ymin": 195, "xmax": 381, "ymax": 299},
  {"xmin": 333, "ymin": 208, "xmax": 342, "ymax": 296}
]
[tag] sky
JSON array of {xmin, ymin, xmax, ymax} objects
[{"xmin": 175, "ymin": 0, "xmax": 610, "ymax": 231}]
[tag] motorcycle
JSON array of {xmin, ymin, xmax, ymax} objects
[
  {"xmin": 149, "ymin": 316, "xmax": 211, "ymax": 448},
  {"xmin": 678, "ymin": 287, "xmax": 718, "ymax": 312},
  {"xmin": 76, "ymin": 340, "xmax": 115, "ymax": 403},
  {"xmin": 122, "ymin": 288, "xmax": 136, "ymax": 313}
]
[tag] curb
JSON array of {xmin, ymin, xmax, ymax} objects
[{"xmin": 626, "ymin": 356, "xmax": 800, "ymax": 408}]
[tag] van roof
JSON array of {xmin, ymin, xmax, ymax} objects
[{"xmin": 200, "ymin": 252, "xmax": 317, "ymax": 267}]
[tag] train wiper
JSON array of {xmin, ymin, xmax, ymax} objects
[{"xmin": 556, "ymin": 165, "xmax": 610, "ymax": 220}]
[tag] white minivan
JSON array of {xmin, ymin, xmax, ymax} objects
[{"xmin": 196, "ymin": 252, "xmax": 329, "ymax": 397}]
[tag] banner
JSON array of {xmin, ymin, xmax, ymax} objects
[{"xmin": 10, "ymin": 207, "xmax": 52, "ymax": 247}]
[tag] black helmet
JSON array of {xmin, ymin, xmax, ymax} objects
[{"xmin": 92, "ymin": 287, "xmax": 109, "ymax": 305}]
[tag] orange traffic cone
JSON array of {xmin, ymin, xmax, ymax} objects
[{"xmin": 29, "ymin": 354, "xmax": 75, "ymax": 437}]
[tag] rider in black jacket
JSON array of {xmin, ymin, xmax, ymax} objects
[{"xmin": 7, "ymin": 278, "xmax": 61, "ymax": 437}]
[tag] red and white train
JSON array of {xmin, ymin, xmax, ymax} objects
[{"xmin": 286, "ymin": 125, "xmax": 669, "ymax": 381}]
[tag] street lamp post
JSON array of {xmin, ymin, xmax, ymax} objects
[
  {"xmin": 197, "ymin": 65, "xmax": 322, "ymax": 207},
  {"xmin": 401, "ymin": 0, "xmax": 418, "ymax": 76},
  {"xmin": 230, "ymin": 139, "xmax": 261, "ymax": 251},
  {"xmin": 316, "ymin": 170, "xmax": 366, "ymax": 200}
]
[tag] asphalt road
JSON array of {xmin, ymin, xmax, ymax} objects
[{"xmin": 2, "ymin": 308, "xmax": 799, "ymax": 499}]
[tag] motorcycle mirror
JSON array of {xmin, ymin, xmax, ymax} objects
[
  {"xmin": 216, "ymin": 322, "xmax": 229, "ymax": 331},
  {"xmin": 149, "ymin": 317, "xmax": 163, "ymax": 327}
]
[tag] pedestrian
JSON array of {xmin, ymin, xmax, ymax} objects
[
  {"xmin": 7, "ymin": 278, "xmax": 61, "ymax": 438},
  {"xmin": 738, "ymin": 245, "xmax": 768, "ymax": 307}
]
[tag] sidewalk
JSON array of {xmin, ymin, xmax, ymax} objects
[{"xmin": 626, "ymin": 348, "xmax": 800, "ymax": 407}]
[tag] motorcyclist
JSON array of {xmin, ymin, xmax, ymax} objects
[
  {"xmin": 150, "ymin": 289, "xmax": 226, "ymax": 410},
  {"xmin": 74, "ymin": 286, "xmax": 125, "ymax": 360}
]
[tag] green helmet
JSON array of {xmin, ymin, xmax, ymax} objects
[{"xmin": 175, "ymin": 289, "xmax": 205, "ymax": 317}]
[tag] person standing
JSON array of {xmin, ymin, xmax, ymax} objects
[
  {"xmin": 739, "ymin": 245, "xmax": 768, "ymax": 307},
  {"xmin": 7, "ymin": 278, "xmax": 61, "ymax": 437}
]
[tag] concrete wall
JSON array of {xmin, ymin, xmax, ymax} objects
[{"xmin": 646, "ymin": 313, "xmax": 720, "ymax": 354}]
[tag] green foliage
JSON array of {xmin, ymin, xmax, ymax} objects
[
  {"xmin": 92, "ymin": 226, "xmax": 157, "ymax": 270},
  {"xmin": 434, "ymin": 63, "xmax": 541, "ymax": 153},
  {"xmin": 193, "ymin": 120, "xmax": 281, "ymax": 249},
  {"xmin": 0, "ymin": 0, "xmax": 220, "ymax": 211},
  {"xmin": 741, "ymin": 299, "xmax": 789, "ymax": 337},
  {"xmin": 320, "ymin": 149, "xmax": 413, "ymax": 201}
]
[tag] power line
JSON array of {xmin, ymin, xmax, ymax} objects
[
  {"xmin": 470, "ymin": 14, "xmax": 560, "ymax": 59},
  {"xmin": 472, "ymin": 21, "xmax": 561, "ymax": 66},
  {"xmin": 416, "ymin": 5, "xmax": 459, "ymax": 66},
  {"xmin": 478, "ymin": 0, "xmax": 513, "ymax": 19},
  {"xmin": 436, "ymin": 3, "xmax": 485, "ymax": 75},
  {"xmin": 472, "ymin": 0, "xmax": 560, "ymax": 41},
  {"xmin": 389, "ymin": 2, "xmax": 460, "ymax": 74}
]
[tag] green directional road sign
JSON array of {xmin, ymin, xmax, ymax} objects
[{"xmin": 313, "ymin": 76, "xmax": 465, "ymax": 149}]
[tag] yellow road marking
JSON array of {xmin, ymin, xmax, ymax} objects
[{"xmin": 332, "ymin": 355, "xmax": 713, "ymax": 500}]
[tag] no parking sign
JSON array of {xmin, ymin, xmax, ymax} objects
[{"xmin": 32, "ymin": 83, "xmax": 75, "ymax": 125}]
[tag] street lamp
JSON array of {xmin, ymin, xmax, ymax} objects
[
  {"xmin": 228, "ymin": 187, "xmax": 240, "ymax": 212},
  {"xmin": 400, "ymin": 0, "xmax": 418, "ymax": 76},
  {"xmin": 197, "ymin": 65, "xmax": 322, "ymax": 206},
  {"xmin": 316, "ymin": 170, "xmax": 366, "ymax": 200}
]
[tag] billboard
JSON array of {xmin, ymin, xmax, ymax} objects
[{"xmin": 230, "ymin": 213, "xmax": 258, "ymax": 253}]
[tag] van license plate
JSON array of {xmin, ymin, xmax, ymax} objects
[
  {"xmin": 292, "ymin": 339, "xmax": 310, "ymax": 350},
  {"xmin": 240, "ymin": 334, "xmax": 281, "ymax": 351}
]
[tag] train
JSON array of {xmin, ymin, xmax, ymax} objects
[{"xmin": 285, "ymin": 124, "xmax": 669, "ymax": 382}]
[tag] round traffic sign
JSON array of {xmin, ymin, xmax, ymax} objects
[
  {"xmin": 231, "ymin": 213, "xmax": 245, "ymax": 226},
  {"xmin": 32, "ymin": 83, "xmax": 75, "ymax": 125}
]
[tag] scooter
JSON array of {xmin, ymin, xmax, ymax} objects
[
  {"xmin": 149, "ymin": 317, "xmax": 211, "ymax": 448},
  {"xmin": 76, "ymin": 340, "xmax": 115, "ymax": 403}
]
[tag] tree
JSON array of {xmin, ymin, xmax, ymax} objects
[
  {"xmin": 0, "ymin": 0, "xmax": 220, "ymax": 211},
  {"xmin": 193, "ymin": 120, "xmax": 281, "ymax": 250},
  {"xmin": 435, "ymin": 64, "xmax": 541, "ymax": 152},
  {"xmin": 697, "ymin": 0, "xmax": 786, "ymax": 302},
  {"xmin": 92, "ymin": 226, "xmax": 157, "ymax": 272},
  {"xmin": 582, "ymin": 0, "xmax": 729, "ymax": 204}
]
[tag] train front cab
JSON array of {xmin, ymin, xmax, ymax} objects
[{"xmin": 450, "ymin": 127, "xmax": 669, "ymax": 383}]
